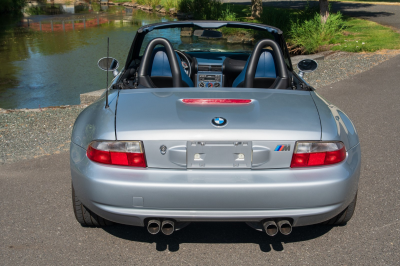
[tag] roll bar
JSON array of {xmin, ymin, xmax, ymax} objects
[
  {"xmin": 137, "ymin": 38, "xmax": 183, "ymax": 88},
  {"xmin": 244, "ymin": 39, "xmax": 290, "ymax": 89}
]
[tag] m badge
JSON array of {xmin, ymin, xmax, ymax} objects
[{"xmin": 275, "ymin": 145, "xmax": 290, "ymax": 151}]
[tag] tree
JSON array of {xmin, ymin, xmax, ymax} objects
[
  {"xmin": 251, "ymin": 0, "xmax": 263, "ymax": 19},
  {"xmin": 320, "ymin": 0, "xmax": 329, "ymax": 23}
]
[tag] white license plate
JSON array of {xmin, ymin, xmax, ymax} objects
[{"xmin": 187, "ymin": 141, "xmax": 252, "ymax": 169}]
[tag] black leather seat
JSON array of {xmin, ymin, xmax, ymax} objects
[
  {"xmin": 147, "ymin": 47, "xmax": 194, "ymax": 88},
  {"xmin": 232, "ymin": 49, "xmax": 277, "ymax": 88}
]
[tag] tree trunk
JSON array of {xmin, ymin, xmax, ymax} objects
[
  {"xmin": 319, "ymin": 0, "xmax": 329, "ymax": 24},
  {"xmin": 251, "ymin": 0, "xmax": 263, "ymax": 19}
]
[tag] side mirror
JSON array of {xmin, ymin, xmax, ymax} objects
[
  {"xmin": 98, "ymin": 57, "xmax": 119, "ymax": 77},
  {"xmin": 297, "ymin": 59, "xmax": 318, "ymax": 78}
]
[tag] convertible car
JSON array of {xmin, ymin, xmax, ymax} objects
[{"xmin": 70, "ymin": 21, "xmax": 360, "ymax": 236}]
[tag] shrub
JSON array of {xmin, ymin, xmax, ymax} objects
[
  {"xmin": 178, "ymin": 0, "xmax": 222, "ymax": 19},
  {"xmin": 152, "ymin": 0, "xmax": 161, "ymax": 9},
  {"xmin": 289, "ymin": 12, "xmax": 344, "ymax": 53},
  {"xmin": 219, "ymin": 5, "xmax": 237, "ymax": 21},
  {"xmin": 162, "ymin": 0, "xmax": 177, "ymax": 11},
  {"xmin": 136, "ymin": 0, "xmax": 147, "ymax": 5},
  {"xmin": 0, "ymin": 0, "xmax": 26, "ymax": 13}
]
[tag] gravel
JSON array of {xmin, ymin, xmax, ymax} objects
[
  {"xmin": 0, "ymin": 106, "xmax": 86, "ymax": 164},
  {"xmin": 295, "ymin": 50, "xmax": 400, "ymax": 88},
  {"xmin": 1, "ymin": 50, "xmax": 399, "ymax": 164}
]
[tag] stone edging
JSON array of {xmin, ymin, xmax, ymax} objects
[{"xmin": 0, "ymin": 105, "xmax": 88, "ymax": 114}]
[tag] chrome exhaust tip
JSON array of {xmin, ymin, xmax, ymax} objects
[
  {"xmin": 147, "ymin": 219, "xmax": 161, "ymax": 235},
  {"xmin": 161, "ymin": 220, "xmax": 175, "ymax": 235},
  {"xmin": 277, "ymin": 220, "xmax": 292, "ymax": 235},
  {"xmin": 263, "ymin": 220, "xmax": 278, "ymax": 236}
]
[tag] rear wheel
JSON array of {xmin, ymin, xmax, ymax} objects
[
  {"xmin": 72, "ymin": 184, "xmax": 113, "ymax": 227},
  {"xmin": 323, "ymin": 192, "xmax": 357, "ymax": 225}
]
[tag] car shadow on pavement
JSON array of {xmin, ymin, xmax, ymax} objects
[{"xmin": 103, "ymin": 222, "xmax": 334, "ymax": 252}]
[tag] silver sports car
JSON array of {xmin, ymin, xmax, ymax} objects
[{"xmin": 70, "ymin": 21, "xmax": 360, "ymax": 236}]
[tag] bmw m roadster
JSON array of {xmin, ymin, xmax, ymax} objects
[{"xmin": 70, "ymin": 21, "xmax": 360, "ymax": 236}]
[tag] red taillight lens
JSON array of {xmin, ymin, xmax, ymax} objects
[
  {"xmin": 290, "ymin": 141, "xmax": 346, "ymax": 168},
  {"xmin": 182, "ymin": 99, "xmax": 252, "ymax": 104},
  {"xmin": 87, "ymin": 146, "xmax": 111, "ymax": 164},
  {"xmin": 87, "ymin": 141, "xmax": 146, "ymax": 167}
]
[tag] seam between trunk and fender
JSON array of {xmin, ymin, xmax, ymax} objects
[{"xmin": 309, "ymin": 91, "xmax": 323, "ymax": 141}]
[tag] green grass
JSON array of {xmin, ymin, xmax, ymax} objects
[
  {"xmin": 330, "ymin": 18, "xmax": 400, "ymax": 52},
  {"xmin": 107, "ymin": 0, "xmax": 400, "ymax": 54},
  {"xmin": 217, "ymin": 3, "xmax": 400, "ymax": 54}
]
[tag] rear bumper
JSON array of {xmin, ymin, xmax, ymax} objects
[{"xmin": 70, "ymin": 143, "xmax": 361, "ymax": 227}]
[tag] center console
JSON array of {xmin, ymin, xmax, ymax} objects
[{"xmin": 197, "ymin": 73, "xmax": 223, "ymax": 88}]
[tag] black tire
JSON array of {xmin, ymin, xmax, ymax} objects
[
  {"xmin": 72, "ymin": 184, "xmax": 113, "ymax": 227},
  {"xmin": 323, "ymin": 192, "xmax": 357, "ymax": 225}
]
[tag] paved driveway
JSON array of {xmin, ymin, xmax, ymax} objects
[
  {"xmin": 1, "ymin": 55, "xmax": 400, "ymax": 264},
  {"xmin": 223, "ymin": 0, "xmax": 400, "ymax": 30}
]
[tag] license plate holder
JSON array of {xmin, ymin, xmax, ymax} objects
[{"xmin": 187, "ymin": 141, "xmax": 252, "ymax": 169}]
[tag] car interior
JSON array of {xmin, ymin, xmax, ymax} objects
[{"xmin": 119, "ymin": 24, "xmax": 310, "ymax": 91}]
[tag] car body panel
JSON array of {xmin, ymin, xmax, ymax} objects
[
  {"xmin": 71, "ymin": 90, "xmax": 118, "ymax": 149},
  {"xmin": 70, "ymin": 142, "xmax": 360, "ymax": 227},
  {"xmin": 115, "ymin": 88, "xmax": 321, "ymax": 141},
  {"xmin": 143, "ymin": 140, "xmax": 296, "ymax": 169},
  {"xmin": 114, "ymin": 88, "xmax": 321, "ymax": 169},
  {"xmin": 311, "ymin": 92, "xmax": 359, "ymax": 150}
]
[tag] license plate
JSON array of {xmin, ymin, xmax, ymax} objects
[{"xmin": 187, "ymin": 141, "xmax": 252, "ymax": 169}]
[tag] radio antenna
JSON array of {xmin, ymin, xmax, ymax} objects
[{"xmin": 105, "ymin": 37, "xmax": 109, "ymax": 108}]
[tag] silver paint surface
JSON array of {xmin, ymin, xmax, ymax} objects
[{"xmin": 70, "ymin": 86, "xmax": 361, "ymax": 227}]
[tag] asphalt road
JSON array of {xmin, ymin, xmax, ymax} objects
[
  {"xmin": 1, "ymin": 55, "xmax": 400, "ymax": 265},
  {"xmin": 223, "ymin": 0, "xmax": 400, "ymax": 30}
]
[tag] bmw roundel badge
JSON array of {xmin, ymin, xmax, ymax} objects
[{"xmin": 211, "ymin": 117, "xmax": 227, "ymax": 127}]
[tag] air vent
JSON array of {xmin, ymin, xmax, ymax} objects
[
  {"xmin": 198, "ymin": 65, "xmax": 210, "ymax": 71},
  {"xmin": 198, "ymin": 65, "xmax": 222, "ymax": 72},
  {"xmin": 211, "ymin": 65, "xmax": 222, "ymax": 72}
]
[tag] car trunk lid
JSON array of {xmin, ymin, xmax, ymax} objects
[{"xmin": 116, "ymin": 88, "xmax": 321, "ymax": 169}]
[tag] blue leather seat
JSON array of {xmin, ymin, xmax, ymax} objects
[
  {"xmin": 147, "ymin": 47, "xmax": 194, "ymax": 87},
  {"xmin": 232, "ymin": 49, "xmax": 277, "ymax": 88}
]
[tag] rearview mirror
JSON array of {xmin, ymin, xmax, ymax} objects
[
  {"xmin": 98, "ymin": 57, "xmax": 119, "ymax": 71},
  {"xmin": 297, "ymin": 59, "xmax": 318, "ymax": 78}
]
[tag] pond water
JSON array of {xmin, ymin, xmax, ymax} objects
[
  {"xmin": 0, "ymin": 3, "xmax": 252, "ymax": 109},
  {"xmin": 0, "ymin": 4, "xmax": 171, "ymax": 109}
]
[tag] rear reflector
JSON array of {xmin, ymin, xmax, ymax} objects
[
  {"xmin": 290, "ymin": 141, "xmax": 346, "ymax": 168},
  {"xmin": 182, "ymin": 99, "xmax": 252, "ymax": 104},
  {"xmin": 87, "ymin": 141, "xmax": 146, "ymax": 167}
]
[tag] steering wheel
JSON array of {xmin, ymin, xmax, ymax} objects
[
  {"xmin": 137, "ymin": 38, "xmax": 184, "ymax": 88},
  {"xmin": 243, "ymin": 39, "xmax": 290, "ymax": 90},
  {"xmin": 175, "ymin": 50, "xmax": 192, "ymax": 77}
]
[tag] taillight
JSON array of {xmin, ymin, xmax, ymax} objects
[
  {"xmin": 290, "ymin": 141, "xmax": 346, "ymax": 168},
  {"xmin": 181, "ymin": 99, "xmax": 252, "ymax": 104},
  {"xmin": 87, "ymin": 141, "xmax": 146, "ymax": 167}
]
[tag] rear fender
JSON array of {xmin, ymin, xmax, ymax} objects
[
  {"xmin": 71, "ymin": 90, "xmax": 118, "ymax": 150},
  {"xmin": 311, "ymin": 92, "xmax": 359, "ymax": 150}
]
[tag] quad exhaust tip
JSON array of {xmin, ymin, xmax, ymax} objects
[
  {"xmin": 161, "ymin": 220, "xmax": 175, "ymax": 235},
  {"xmin": 263, "ymin": 220, "xmax": 279, "ymax": 236},
  {"xmin": 277, "ymin": 220, "xmax": 292, "ymax": 235},
  {"xmin": 147, "ymin": 219, "xmax": 161, "ymax": 235}
]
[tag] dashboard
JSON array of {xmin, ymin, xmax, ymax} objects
[{"xmin": 185, "ymin": 52, "xmax": 246, "ymax": 88}]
